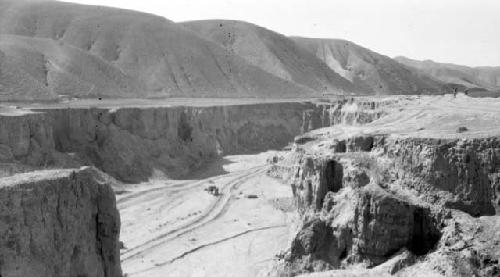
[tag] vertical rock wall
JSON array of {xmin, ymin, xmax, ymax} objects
[
  {"xmin": 0, "ymin": 167, "xmax": 122, "ymax": 277},
  {"xmin": 0, "ymin": 103, "xmax": 319, "ymax": 182},
  {"xmin": 272, "ymin": 133, "xmax": 500, "ymax": 275},
  {"xmin": 378, "ymin": 137, "xmax": 500, "ymax": 216}
]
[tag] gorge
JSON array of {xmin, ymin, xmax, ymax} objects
[{"xmin": 1, "ymin": 95, "xmax": 499, "ymax": 276}]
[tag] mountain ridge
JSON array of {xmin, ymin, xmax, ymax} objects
[
  {"xmin": 395, "ymin": 56, "xmax": 500, "ymax": 91},
  {"xmin": 0, "ymin": 0, "xmax": 492, "ymax": 101},
  {"xmin": 0, "ymin": 0, "xmax": 323, "ymax": 101},
  {"xmin": 291, "ymin": 37, "xmax": 450, "ymax": 95},
  {"xmin": 182, "ymin": 20, "xmax": 358, "ymax": 94}
]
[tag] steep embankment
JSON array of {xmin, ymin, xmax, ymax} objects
[
  {"xmin": 0, "ymin": 167, "xmax": 122, "ymax": 277},
  {"xmin": 0, "ymin": 102, "xmax": 339, "ymax": 183},
  {"xmin": 395, "ymin": 56, "xmax": 500, "ymax": 92},
  {"xmin": 182, "ymin": 20, "xmax": 356, "ymax": 94},
  {"xmin": 292, "ymin": 37, "xmax": 449, "ymax": 95},
  {"xmin": 0, "ymin": 0, "xmax": 315, "ymax": 101},
  {"xmin": 268, "ymin": 95, "xmax": 500, "ymax": 276}
]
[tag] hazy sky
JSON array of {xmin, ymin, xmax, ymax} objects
[{"xmin": 69, "ymin": 0, "xmax": 500, "ymax": 67}]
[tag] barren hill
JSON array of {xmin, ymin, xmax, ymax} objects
[
  {"xmin": 395, "ymin": 56, "xmax": 500, "ymax": 91},
  {"xmin": 0, "ymin": 0, "xmax": 319, "ymax": 101},
  {"xmin": 292, "ymin": 37, "xmax": 449, "ymax": 94},
  {"xmin": 182, "ymin": 20, "xmax": 357, "ymax": 94}
]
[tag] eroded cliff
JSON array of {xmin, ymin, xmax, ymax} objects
[
  {"xmin": 3, "ymin": 95, "xmax": 498, "ymax": 276},
  {"xmin": 0, "ymin": 166, "xmax": 122, "ymax": 277},
  {"xmin": 0, "ymin": 102, "xmax": 317, "ymax": 182},
  {"xmin": 0, "ymin": 99, "xmax": 390, "ymax": 182},
  {"xmin": 269, "ymin": 95, "xmax": 500, "ymax": 276}
]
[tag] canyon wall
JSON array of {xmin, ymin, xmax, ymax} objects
[
  {"xmin": 277, "ymin": 144, "xmax": 444, "ymax": 275},
  {"xmin": 2, "ymin": 96, "xmax": 498, "ymax": 276},
  {"xmin": 0, "ymin": 166, "xmax": 122, "ymax": 277},
  {"xmin": 0, "ymin": 103, "xmax": 314, "ymax": 182},
  {"xmin": 0, "ymin": 99, "xmax": 388, "ymax": 182},
  {"xmin": 378, "ymin": 137, "xmax": 500, "ymax": 216},
  {"xmin": 268, "ymin": 98, "xmax": 500, "ymax": 276},
  {"xmin": 272, "ymin": 132, "xmax": 500, "ymax": 275},
  {"xmin": 300, "ymin": 98, "xmax": 390, "ymax": 133}
]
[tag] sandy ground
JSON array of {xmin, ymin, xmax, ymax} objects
[{"xmin": 118, "ymin": 151, "xmax": 294, "ymax": 277}]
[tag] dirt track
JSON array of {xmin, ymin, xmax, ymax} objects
[{"xmin": 118, "ymin": 152, "xmax": 293, "ymax": 277}]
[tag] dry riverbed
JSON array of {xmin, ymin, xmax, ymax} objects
[{"xmin": 118, "ymin": 151, "xmax": 294, "ymax": 277}]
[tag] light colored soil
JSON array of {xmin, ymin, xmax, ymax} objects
[
  {"xmin": 306, "ymin": 94, "xmax": 500, "ymax": 144},
  {"xmin": 118, "ymin": 151, "xmax": 293, "ymax": 277}
]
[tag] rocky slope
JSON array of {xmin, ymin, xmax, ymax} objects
[
  {"xmin": 0, "ymin": 0, "xmax": 319, "ymax": 101},
  {"xmin": 292, "ymin": 38, "xmax": 449, "ymax": 95},
  {"xmin": 395, "ymin": 56, "xmax": 500, "ymax": 92},
  {"xmin": 268, "ymin": 95, "xmax": 500, "ymax": 276},
  {"xmin": 0, "ymin": 166, "xmax": 122, "ymax": 277},
  {"xmin": 182, "ymin": 20, "xmax": 356, "ymax": 94}
]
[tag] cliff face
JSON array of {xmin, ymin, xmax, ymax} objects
[
  {"xmin": 279, "ymin": 147, "xmax": 443, "ymax": 275},
  {"xmin": 379, "ymin": 137, "xmax": 499, "ymax": 216},
  {"xmin": 268, "ymin": 96, "xmax": 500, "ymax": 276},
  {"xmin": 0, "ymin": 167, "xmax": 121, "ymax": 277},
  {"xmin": 0, "ymin": 112, "xmax": 55, "ymax": 167},
  {"xmin": 48, "ymin": 103, "xmax": 314, "ymax": 182},
  {"xmin": 300, "ymin": 98, "xmax": 391, "ymax": 133},
  {"xmin": 288, "ymin": 186, "xmax": 441, "ymax": 273},
  {"xmin": 1, "ymin": 102, "xmax": 341, "ymax": 182},
  {"xmin": 275, "ymin": 134, "xmax": 500, "ymax": 275}
]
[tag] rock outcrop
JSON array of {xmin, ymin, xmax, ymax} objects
[
  {"xmin": 268, "ymin": 95, "xmax": 500, "ymax": 276},
  {"xmin": 301, "ymin": 98, "xmax": 392, "ymax": 133},
  {"xmin": 274, "ymin": 132, "xmax": 500, "ymax": 275},
  {"xmin": 0, "ymin": 166, "xmax": 122, "ymax": 277},
  {"xmin": 378, "ymin": 137, "xmax": 499, "ymax": 216},
  {"xmin": 287, "ymin": 185, "xmax": 440, "ymax": 274}
]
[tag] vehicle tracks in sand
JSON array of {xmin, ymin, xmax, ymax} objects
[
  {"xmin": 130, "ymin": 224, "xmax": 287, "ymax": 275},
  {"xmin": 117, "ymin": 169, "xmax": 248, "ymax": 207},
  {"xmin": 120, "ymin": 165, "xmax": 268, "ymax": 262}
]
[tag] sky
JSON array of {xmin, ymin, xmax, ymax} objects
[{"xmin": 68, "ymin": 0, "xmax": 500, "ymax": 67}]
